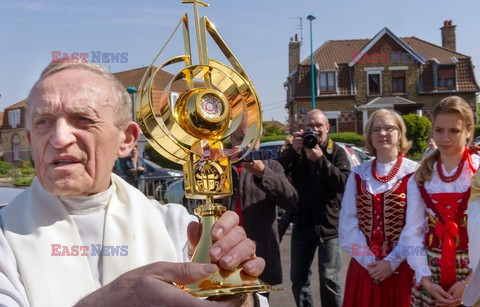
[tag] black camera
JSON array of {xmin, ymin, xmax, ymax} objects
[{"xmin": 302, "ymin": 128, "xmax": 320, "ymax": 149}]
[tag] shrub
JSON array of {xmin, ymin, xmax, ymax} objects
[
  {"xmin": 12, "ymin": 177, "xmax": 33, "ymax": 186},
  {"xmin": 474, "ymin": 125, "xmax": 480, "ymax": 137},
  {"xmin": 0, "ymin": 161, "xmax": 12, "ymax": 175},
  {"xmin": 330, "ymin": 132, "xmax": 364, "ymax": 146},
  {"xmin": 21, "ymin": 167, "xmax": 35, "ymax": 175},
  {"xmin": 21, "ymin": 160, "xmax": 32, "ymax": 168},
  {"xmin": 407, "ymin": 152, "xmax": 423, "ymax": 162},
  {"xmin": 402, "ymin": 114, "xmax": 431, "ymax": 154},
  {"xmin": 7, "ymin": 168, "xmax": 22, "ymax": 177}
]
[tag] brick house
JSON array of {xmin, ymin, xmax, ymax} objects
[
  {"xmin": 285, "ymin": 21, "xmax": 479, "ymax": 133},
  {"xmin": 0, "ymin": 100, "xmax": 29, "ymax": 163}
]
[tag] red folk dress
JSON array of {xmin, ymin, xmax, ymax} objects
[
  {"xmin": 410, "ymin": 149, "xmax": 477, "ymax": 306},
  {"xmin": 340, "ymin": 157, "xmax": 418, "ymax": 307}
]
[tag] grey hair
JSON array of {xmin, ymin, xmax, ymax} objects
[
  {"xmin": 26, "ymin": 62, "xmax": 132, "ymax": 129},
  {"xmin": 307, "ymin": 109, "xmax": 328, "ymax": 123}
]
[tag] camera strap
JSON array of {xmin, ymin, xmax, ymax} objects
[{"xmin": 326, "ymin": 139, "xmax": 334, "ymax": 154}]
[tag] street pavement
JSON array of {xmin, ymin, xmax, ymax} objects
[{"xmin": 269, "ymin": 226, "xmax": 350, "ymax": 307}]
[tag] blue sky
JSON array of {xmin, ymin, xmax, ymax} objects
[{"xmin": 1, "ymin": 0, "xmax": 479, "ymax": 123}]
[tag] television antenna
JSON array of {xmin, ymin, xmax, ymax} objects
[{"xmin": 289, "ymin": 17, "xmax": 303, "ymax": 45}]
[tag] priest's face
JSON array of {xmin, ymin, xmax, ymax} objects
[{"xmin": 27, "ymin": 69, "xmax": 134, "ymax": 196}]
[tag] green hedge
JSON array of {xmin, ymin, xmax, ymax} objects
[
  {"xmin": 474, "ymin": 125, "xmax": 480, "ymax": 137},
  {"xmin": 330, "ymin": 132, "xmax": 364, "ymax": 146}
]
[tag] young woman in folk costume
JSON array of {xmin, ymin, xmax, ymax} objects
[
  {"xmin": 401, "ymin": 96, "xmax": 478, "ymax": 306},
  {"xmin": 340, "ymin": 108, "xmax": 417, "ymax": 307}
]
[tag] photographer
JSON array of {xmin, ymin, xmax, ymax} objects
[{"xmin": 279, "ymin": 109, "xmax": 350, "ymax": 307}]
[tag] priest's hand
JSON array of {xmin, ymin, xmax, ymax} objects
[
  {"xmin": 75, "ymin": 262, "xmax": 251, "ymax": 306},
  {"xmin": 187, "ymin": 210, "xmax": 265, "ymax": 278}
]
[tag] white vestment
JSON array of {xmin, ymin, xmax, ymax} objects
[{"xmin": 0, "ymin": 174, "xmax": 196, "ymax": 307}]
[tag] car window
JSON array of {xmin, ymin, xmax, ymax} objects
[
  {"xmin": 351, "ymin": 147, "xmax": 372, "ymax": 164},
  {"xmin": 144, "ymin": 160, "xmax": 155, "ymax": 173}
]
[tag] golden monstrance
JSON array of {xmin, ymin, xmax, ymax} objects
[{"xmin": 136, "ymin": 0, "xmax": 273, "ymax": 297}]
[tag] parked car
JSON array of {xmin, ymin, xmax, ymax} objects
[
  {"xmin": 259, "ymin": 140, "xmax": 284, "ymax": 154},
  {"xmin": 259, "ymin": 140, "xmax": 371, "ymax": 170},
  {"xmin": 113, "ymin": 157, "xmax": 183, "ymax": 199},
  {"xmin": 336, "ymin": 142, "xmax": 372, "ymax": 169},
  {"xmin": 0, "ymin": 186, "xmax": 25, "ymax": 207},
  {"xmin": 475, "ymin": 136, "xmax": 480, "ymax": 146},
  {"xmin": 156, "ymin": 178, "xmax": 199, "ymax": 214}
]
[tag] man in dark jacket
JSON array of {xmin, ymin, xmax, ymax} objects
[
  {"xmin": 279, "ymin": 109, "xmax": 350, "ymax": 307},
  {"xmin": 223, "ymin": 124, "xmax": 298, "ymax": 300}
]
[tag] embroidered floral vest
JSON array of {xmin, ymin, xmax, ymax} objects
[{"xmin": 355, "ymin": 172, "xmax": 413, "ymax": 259}]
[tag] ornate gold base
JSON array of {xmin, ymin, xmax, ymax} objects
[
  {"xmin": 187, "ymin": 285, "xmax": 273, "ymax": 297},
  {"xmin": 182, "ymin": 199, "xmax": 275, "ymax": 297},
  {"xmin": 184, "ymin": 271, "xmax": 273, "ymax": 297}
]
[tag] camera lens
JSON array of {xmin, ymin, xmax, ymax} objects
[
  {"xmin": 303, "ymin": 135, "xmax": 318, "ymax": 149},
  {"xmin": 302, "ymin": 128, "xmax": 319, "ymax": 149}
]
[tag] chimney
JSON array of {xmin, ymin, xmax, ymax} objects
[
  {"xmin": 441, "ymin": 19, "xmax": 456, "ymax": 51},
  {"xmin": 289, "ymin": 34, "xmax": 301, "ymax": 73}
]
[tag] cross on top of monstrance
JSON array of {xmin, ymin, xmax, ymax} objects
[
  {"xmin": 182, "ymin": 0, "xmax": 209, "ymax": 66},
  {"xmin": 182, "ymin": 0, "xmax": 209, "ymax": 7}
]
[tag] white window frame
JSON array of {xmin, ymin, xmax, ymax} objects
[{"xmin": 388, "ymin": 66, "xmax": 408, "ymax": 71}]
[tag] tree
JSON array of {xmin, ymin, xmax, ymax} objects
[
  {"xmin": 263, "ymin": 122, "xmax": 286, "ymax": 136},
  {"xmin": 402, "ymin": 113, "xmax": 431, "ymax": 154}
]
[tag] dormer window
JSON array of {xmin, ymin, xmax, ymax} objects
[
  {"xmin": 320, "ymin": 72, "xmax": 336, "ymax": 93},
  {"xmin": 438, "ymin": 65, "xmax": 456, "ymax": 90},
  {"xmin": 8, "ymin": 109, "xmax": 21, "ymax": 129}
]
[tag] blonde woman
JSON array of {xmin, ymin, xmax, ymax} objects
[
  {"xmin": 340, "ymin": 108, "xmax": 417, "ymax": 307},
  {"xmin": 401, "ymin": 96, "xmax": 478, "ymax": 306}
]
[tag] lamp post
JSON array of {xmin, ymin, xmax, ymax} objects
[
  {"xmin": 126, "ymin": 86, "xmax": 138, "ymax": 121},
  {"xmin": 307, "ymin": 14, "xmax": 316, "ymax": 110}
]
